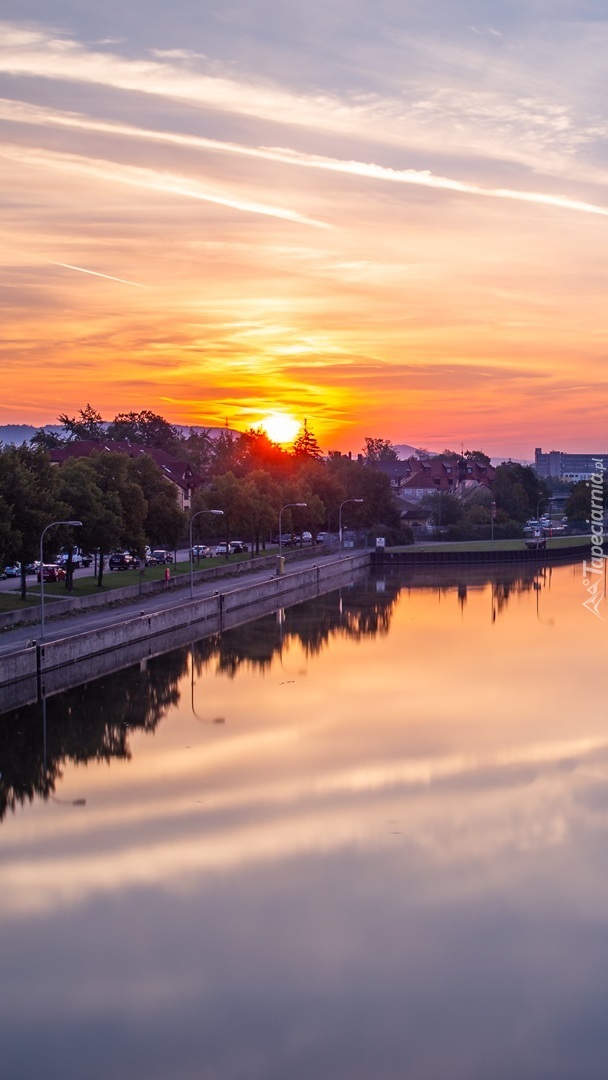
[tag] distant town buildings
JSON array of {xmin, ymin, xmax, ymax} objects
[
  {"xmin": 534, "ymin": 448, "xmax": 608, "ymax": 482},
  {"xmin": 375, "ymin": 456, "xmax": 495, "ymax": 503}
]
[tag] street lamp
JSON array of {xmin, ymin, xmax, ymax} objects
[
  {"xmin": 39, "ymin": 519, "xmax": 82, "ymax": 641},
  {"xmin": 339, "ymin": 498, "xmax": 363, "ymax": 556},
  {"xmin": 278, "ymin": 502, "xmax": 307, "ymax": 555},
  {"xmin": 189, "ymin": 509, "xmax": 224, "ymax": 598}
]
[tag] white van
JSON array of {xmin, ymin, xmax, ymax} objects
[{"xmin": 57, "ymin": 546, "xmax": 92, "ymax": 568}]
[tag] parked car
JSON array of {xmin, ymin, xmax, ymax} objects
[
  {"xmin": 3, "ymin": 564, "xmax": 21, "ymax": 578},
  {"xmin": 37, "ymin": 563, "xmax": 67, "ymax": 582},
  {"xmin": 109, "ymin": 553, "xmax": 139, "ymax": 571},
  {"xmin": 191, "ymin": 545, "xmax": 211, "ymax": 558},
  {"xmin": 149, "ymin": 549, "xmax": 174, "ymax": 565},
  {"xmin": 229, "ymin": 540, "xmax": 248, "ymax": 554},
  {"xmin": 214, "ymin": 543, "xmax": 230, "ymax": 557},
  {"xmin": 25, "ymin": 561, "xmax": 40, "ymax": 575},
  {"xmin": 301, "ymin": 531, "xmax": 313, "ymax": 543}
]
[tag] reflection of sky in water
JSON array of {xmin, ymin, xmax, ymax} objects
[{"xmin": 1, "ymin": 562, "xmax": 607, "ymax": 1079}]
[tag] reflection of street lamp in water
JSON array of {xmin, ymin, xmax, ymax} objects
[
  {"xmin": 41, "ymin": 695, "xmax": 87, "ymax": 806},
  {"xmin": 190, "ymin": 648, "xmax": 225, "ymax": 724}
]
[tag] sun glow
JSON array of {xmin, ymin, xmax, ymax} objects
[{"xmin": 258, "ymin": 412, "xmax": 301, "ymax": 445}]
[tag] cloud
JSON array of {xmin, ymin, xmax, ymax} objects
[
  {"xmin": 2, "ymin": 97, "xmax": 607, "ymax": 221},
  {"xmin": 0, "ymin": 141, "xmax": 329, "ymax": 228}
]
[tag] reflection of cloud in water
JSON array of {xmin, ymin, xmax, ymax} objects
[{"xmin": 3, "ymin": 733, "xmax": 608, "ymax": 918}]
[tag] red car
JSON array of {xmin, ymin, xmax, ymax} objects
[{"xmin": 37, "ymin": 563, "xmax": 67, "ymax": 582}]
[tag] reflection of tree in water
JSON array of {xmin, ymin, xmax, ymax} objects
[
  {"xmin": 492, "ymin": 574, "xmax": 536, "ymax": 616},
  {"xmin": 0, "ymin": 649, "xmax": 187, "ymax": 823},
  {"xmin": 380, "ymin": 565, "xmax": 549, "ymax": 621},
  {"xmin": 0, "ymin": 565, "xmax": 556, "ymax": 823},
  {"xmin": 193, "ymin": 578, "xmax": 402, "ymax": 680}
]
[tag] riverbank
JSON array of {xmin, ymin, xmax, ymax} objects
[{"xmin": 0, "ymin": 553, "xmax": 370, "ymax": 708}]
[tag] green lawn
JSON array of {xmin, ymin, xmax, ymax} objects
[
  {"xmin": 0, "ymin": 551, "xmax": 265, "ymax": 610},
  {"xmin": 0, "ymin": 590, "xmax": 40, "ymax": 613},
  {"xmin": 399, "ymin": 535, "xmax": 590, "ymax": 553}
]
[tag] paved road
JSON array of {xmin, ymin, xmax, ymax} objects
[{"xmin": 0, "ymin": 550, "xmax": 353, "ymax": 658}]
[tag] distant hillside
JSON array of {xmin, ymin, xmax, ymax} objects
[
  {"xmin": 393, "ymin": 444, "xmax": 436, "ymax": 459},
  {"xmin": 0, "ymin": 425, "xmax": 47, "ymax": 445}
]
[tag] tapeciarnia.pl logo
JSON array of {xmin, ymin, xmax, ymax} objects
[{"xmin": 582, "ymin": 459, "xmax": 606, "ymax": 619}]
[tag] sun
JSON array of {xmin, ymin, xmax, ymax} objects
[{"xmin": 258, "ymin": 412, "xmax": 301, "ymax": 445}]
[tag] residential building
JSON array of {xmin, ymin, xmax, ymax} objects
[{"xmin": 49, "ymin": 441, "xmax": 200, "ymax": 511}]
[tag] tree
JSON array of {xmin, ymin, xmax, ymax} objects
[
  {"xmin": 126, "ymin": 454, "xmax": 186, "ymax": 551},
  {"xmin": 293, "ymin": 420, "xmax": 323, "ymax": 460},
  {"xmin": 243, "ymin": 471, "xmax": 282, "ymax": 553},
  {"xmin": 564, "ymin": 479, "xmax": 608, "ymax": 526},
  {"xmin": 58, "ymin": 403, "xmax": 105, "ymax": 441},
  {"xmin": 210, "ymin": 429, "xmax": 240, "ymax": 476},
  {"xmin": 327, "ymin": 455, "xmax": 399, "ymax": 531},
  {"xmin": 74, "ymin": 453, "xmax": 147, "ymax": 585},
  {"xmin": 55, "ymin": 458, "xmax": 123, "ymax": 589},
  {"xmin": 30, "ymin": 428, "xmax": 66, "ymax": 450},
  {"xmin": 362, "ymin": 437, "xmax": 399, "ymax": 463},
  {"xmin": 421, "ymin": 491, "xmax": 464, "ymax": 530},
  {"xmin": 0, "ymin": 445, "xmax": 62, "ymax": 599},
  {"xmin": 464, "ymin": 449, "xmax": 491, "ymax": 466},
  {"xmin": 203, "ymin": 473, "xmax": 257, "ymax": 553},
  {"xmin": 106, "ymin": 410, "xmax": 183, "ymax": 453},
  {"xmin": 493, "ymin": 462, "xmax": 546, "ymax": 522},
  {"xmin": 238, "ymin": 428, "xmax": 291, "ymax": 476},
  {"xmin": 183, "ymin": 428, "xmax": 216, "ymax": 480}
]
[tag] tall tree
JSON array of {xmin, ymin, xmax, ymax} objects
[
  {"xmin": 293, "ymin": 420, "xmax": 323, "ymax": 461},
  {"xmin": 55, "ymin": 458, "xmax": 123, "ymax": 589},
  {"xmin": 106, "ymin": 410, "xmax": 183, "ymax": 452},
  {"xmin": 58, "ymin": 403, "xmax": 105, "ymax": 441},
  {"xmin": 0, "ymin": 445, "xmax": 62, "ymax": 599},
  {"xmin": 362, "ymin": 437, "xmax": 399, "ymax": 463},
  {"xmin": 126, "ymin": 455, "xmax": 186, "ymax": 551}
]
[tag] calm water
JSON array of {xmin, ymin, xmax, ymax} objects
[{"xmin": 1, "ymin": 560, "xmax": 607, "ymax": 1079}]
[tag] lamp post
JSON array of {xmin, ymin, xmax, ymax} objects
[
  {"xmin": 189, "ymin": 509, "xmax": 224, "ymax": 598},
  {"xmin": 339, "ymin": 498, "xmax": 363, "ymax": 556},
  {"xmin": 39, "ymin": 520, "xmax": 82, "ymax": 641},
  {"xmin": 278, "ymin": 502, "xmax": 307, "ymax": 555}
]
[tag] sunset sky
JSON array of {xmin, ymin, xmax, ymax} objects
[{"xmin": 1, "ymin": 1, "xmax": 607, "ymax": 458}]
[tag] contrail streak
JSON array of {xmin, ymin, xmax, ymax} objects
[
  {"xmin": 4, "ymin": 99, "xmax": 607, "ymax": 221},
  {"xmin": 51, "ymin": 262, "xmax": 148, "ymax": 287}
]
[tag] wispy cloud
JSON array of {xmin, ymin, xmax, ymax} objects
[
  {"xmin": 0, "ymin": 141, "xmax": 329, "ymax": 228},
  {"xmin": 3, "ymin": 98, "xmax": 607, "ymax": 220}
]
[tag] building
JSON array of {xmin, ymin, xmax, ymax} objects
[
  {"xmin": 534, "ymin": 448, "xmax": 608, "ymax": 482},
  {"xmin": 398, "ymin": 456, "xmax": 494, "ymax": 502},
  {"xmin": 49, "ymin": 441, "xmax": 200, "ymax": 511}
]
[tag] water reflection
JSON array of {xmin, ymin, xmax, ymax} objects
[
  {"xmin": 1, "ymin": 560, "xmax": 607, "ymax": 1080},
  {"xmin": 0, "ymin": 564, "xmax": 576, "ymax": 823},
  {"xmin": 0, "ymin": 650, "xmax": 185, "ymax": 822}
]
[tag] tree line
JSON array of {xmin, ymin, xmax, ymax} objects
[{"xmin": 0, "ymin": 409, "xmax": 403, "ymax": 597}]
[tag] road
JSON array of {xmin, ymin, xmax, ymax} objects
[{"xmin": 0, "ymin": 548, "xmax": 351, "ymax": 659}]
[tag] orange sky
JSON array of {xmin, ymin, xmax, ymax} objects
[{"xmin": 1, "ymin": 7, "xmax": 608, "ymax": 458}]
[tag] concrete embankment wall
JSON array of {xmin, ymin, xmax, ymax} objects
[
  {"xmin": 372, "ymin": 545, "xmax": 590, "ymax": 567},
  {"xmin": 0, "ymin": 554, "xmax": 369, "ymax": 708},
  {"xmin": 0, "ymin": 547, "xmax": 327, "ymax": 632}
]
